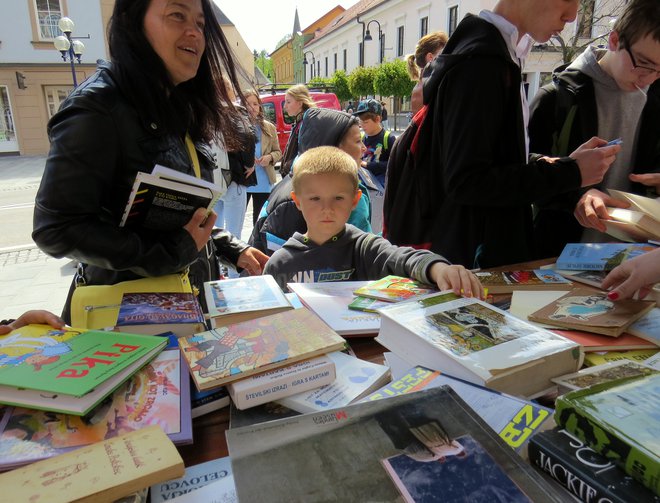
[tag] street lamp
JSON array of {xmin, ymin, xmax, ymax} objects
[
  {"xmin": 364, "ymin": 19, "xmax": 383, "ymax": 64},
  {"xmin": 303, "ymin": 51, "xmax": 316, "ymax": 82},
  {"xmin": 53, "ymin": 17, "xmax": 87, "ymax": 87}
]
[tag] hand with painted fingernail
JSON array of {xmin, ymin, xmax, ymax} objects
[{"xmin": 601, "ymin": 248, "xmax": 660, "ymax": 300}]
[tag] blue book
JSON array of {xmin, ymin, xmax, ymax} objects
[{"xmin": 556, "ymin": 243, "xmax": 656, "ymax": 271}]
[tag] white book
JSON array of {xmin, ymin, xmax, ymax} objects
[
  {"xmin": 150, "ymin": 456, "xmax": 233, "ymax": 503},
  {"xmin": 375, "ymin": 291, "xmax": 582, "ymax": 398},
  {"xmin": 287, "ymin": 281, "xmax": 381, "ymax": 336},
  {"xmin": 168, "ymin": 476, "xmax": 237, "ymax": 503},
  {"xmin": 227, "ymin": 355, "xmax": 336, "ymax": 410},
  {"xmin": 276, "ymin": 351, "xmax": 390, "ymax": 413},
  {"xmin": 627, "ymin": 307, "xmax": 660, "ymax": 345}
]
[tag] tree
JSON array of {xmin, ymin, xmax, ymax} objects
[
  {"xmin": 373, "ymin": 60, "xmax": 415, "ymax": 130},
  {"xmin": 348, "ymin": 66, "xmax": 375, "ymax": 99},
  {"xmin": 308, "ymin": 76, "xmax": 333, "ymax": 89},
  {"xmin": 332, "ymin": 70, "xmax": 353, "ymax": 103},
  {"xmin": 549, "ymin": 0, "xmax": 626, "ymax": 64},
  {"xmin": 253, "ymin": 49, "xmax": 273, "ymax": 80}
]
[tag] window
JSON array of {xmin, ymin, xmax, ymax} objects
[
  {"xmin": 35, "ymin": 0, "xmax": 63, "ymax": 39},
  {"xmin": 0, "ymin": 86, "xmax": 18, "ymax": 151},
  {"xmin": 262, "ymin": 102, "xmax": 276, "ymax": 124},
  {"xmin": 343, "ymin": 49, "xmax": 347, "ymax": 71},
  {"xmin": 448, "ymin": 6, "xmax": 458, "ymax": 37},
  {"xmin": 420, "ymin": 16, "xmax": 428, "ymax": 38},
  {"xmin": 576, "ymin": 0, "xmax": 595, "ymax": 38},
  {"xmin": 334, "ymin": 53, "xmax": 337, "ymax": 72},
  {"xmin": 324, "ymin": 57, "xmax": 328, "ymax": 77},
  {"xmin": 44, "ymin": 86, "xmax": 72, "ymax": 117},
  {"xmin": 317, "ymin": 60, "xmax": 320, "ymax": 77},
  {"xmin": 397, "ymin": 26, "xmax": 404, "ymax": 57}
]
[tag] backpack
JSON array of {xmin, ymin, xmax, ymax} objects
[{"xmin": 360, "ymin": 129, "xmax": 391, "ymax": 150}]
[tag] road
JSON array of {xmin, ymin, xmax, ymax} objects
[{"xmin": 0, "ymin": 160, "xmax": 42, "ymax": 251}]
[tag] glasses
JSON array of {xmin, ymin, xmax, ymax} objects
[{"xmin": 623, "ymin": 45, "xmax": 660, "ymax": 78}]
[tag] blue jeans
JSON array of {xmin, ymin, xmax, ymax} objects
[{"xmin": 214, "ymin": 182, "xmax": 247, "ymax": 240}]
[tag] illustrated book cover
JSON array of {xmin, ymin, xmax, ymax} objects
[
  {"xmin": 0, "ymin": 324, "xmax": 166, "ymax": 415},
  {"xmin": 527, "ymin": 288, "xmax": 656, "ymax": 337},
  {"xmin": 0, "ymin": 348, "xmax": 192, "ymax": 471},
  {"xmin": 474, "ymin": 269, "xmax": 572, "ymax": 294},
  {"xmin": 178, "ymin": 308, "xmax": 346, "ymax": 390},
  {"xmin": 227, "ymin": 355, "xmax": 336, "ymax": 410},
  {"xmin": 287, "ymin": 281, "xmax": 381, "ymax": 336},
  {"xmin": 203, "ymin": 275, "xmax": 292, "ymax": 326},
  {"xmin": 0, "ymin": 425, "xmax": 184, "ymax": 503},
  {"xmin": 555, "ymin": 243, "xmax": 656, "ymax": 271},
  {"xmin": 226, "ymin": 387, "xmax": 566, "ymax": 502},
  {"xmin": 551, "ymin": 359, "xmax": 658, "ymax": 394},
  {"xmin": 583, "ymin": 349, "xmax": 659, "ymax": 367},
  {"xmin": 352, "ymin": 275, "xmax": 437, "ymax": 302},
  {"xmin": 275, "ymin": 351, "xmax": 391, "ymax": 414},
  {"xmin": 150, "ymin": 455, "xmax": 233, "ymax": 503},
  {"xmin": 115, "ymin": 292, "xmax": 206, "ymax": 338},
  {"xmin": 529, "ymin": 427, "xmax": 660, "ymax": 503},
  {"xmin": 555, "ymin": 373, "xmax": 660, "ymax": 495},
  {"xmin": 555, "ymin": 270, "xmax": 660, "ymax": 303},
  {"xmin": 375, "ymin": 292, "xmax": 582, "ymax": 398},
  {"xmin": 365, "ymin": 366, "xmax": 553, "ymax": 454}
]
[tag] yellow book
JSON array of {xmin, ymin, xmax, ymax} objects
[
  {"xmin": 583, "ymin": 349, "xmax": 659, "ymax": 367},
  {"xmin": 0, "ymin": 425, "xmax": 184, "ymax": 503}
]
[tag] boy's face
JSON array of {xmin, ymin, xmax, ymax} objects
[
  {"xmin": 358, "ymin": 115, "xmax": 382, "ymax": 136},
  {"xmin": 339, "ymin": 124, "xmax": 366, "ymax": 164},
  {"xmin": 608, "ymin": 32, "xmax": 660, "ymax": 92},
  {"xmin": 292, "ymin": 173, "xmax": 362, "ymax": 245},
  {"xmin": 516, "ymin": 0, "xmax": 579, "ymax": 43}
]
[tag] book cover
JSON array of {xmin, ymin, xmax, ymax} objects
[
  {"xmin": 190, "ymin": 382, "xmax": 230, "ymax": 419},
  {"xmin": 627, "ymin": 307, "xmax": 660, "ymax": 345},
  {"xmin": 603, "ymin": 208, "xmax": 660, "ymax": 242},
  {"xmin": 150, "ymin": 455, "xmax": 233, "ymax": 503},
  {"xmin": 115, "ymin": 292, "xmax": 206, "ymax": 338},
  {"xmin": 555, "ymin": 373, "xmax": 660, "ymax": 495},
  {"xmin": 0, "ymin": 324, "xmax": 166, "ymax": 405},
  {"xmin": 275, "ymin": 351, "xmax": 391, "ymax": 414},
  {"xmin": 165, "ymin": 476, "xmax": 237, "ymax": 502},
  {"xmin": 528, "ymin": 288, "xmax": 656, "ymax": 337},
  {"xmin": 555, "ymin": 243, "xmax": 656, "ymax": 271},
  {"xmin": 178, "ymin": 308, "xmax": 346, "ymax": 390},
  {"xmin": 555, "ymin": 269, "xmax": 608, "ymax": 288},
  {"xmin": 287, "ymin": 281, "xmax": 381, "ymax": 336},
  {"xmin": 0, "ymin": 349, "xmax": 191, "ymax": 471},
  {"xmin": 552, "ymin": 328, "xmax": 657, "ymax": 352},
  {"xmin": 375, "ymin": 292, "xmax": 582, "ymax": 398},
  {"xmin": 365, "ymin": 366, "xmax": 553, "ymax": 454},
  {"xmin": 583, "ymin": 349, "xmax": 659, "ymax": 367},
  {"xmin": 551, "ymin": 360, "xmax": 658, "ymax": 394},
  {"xmin": 120, "ymin": 171, "xmax": 220, "ymax": 231},
  {"xmin": 353, "ymin": 275, "xmax": 437, "ymax": 302},
  {"xmin": 0, "ymin": 425, "xmax": 184, "ymax": 503},
  {"xmin": 228, "ymin": 401, "xmax": 299, "ymax": 430},
  {"xmin": 348, "ymin": 296, "xmax": 391, "ymax": 312},
  {"xmin": 226, "ymin": 387, "xmax": 566, "ymax": 502},
  {"xmin": 227, "ymin": 355, "xmax": 336, "ymax": 410},
  {"xmin": 203, "ymin": 275, "xmax": 292, "ymax": 323},
  {"xmin": 382, "ymin": 435, "xmax": 531, "ymax": 502},
  {"xmin": 474, "ymin": 269, "xmax": 572, "ymax": 294},
  {"xmin": 529, "ymin": 427, "xmax": 660, "ymax": 503}
]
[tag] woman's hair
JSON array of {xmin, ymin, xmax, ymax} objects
[
  {"xmin": 242, "ymin": 88, "xmax": 265, "ymax": 128},
  {"xmin": 406, "ymin": 31, "xmax": 449, "ymax": 80},
  {"xmin": 107, "ymin": 0, "xmax": 248, "ymax": 149},
  {"xmin": 285, "ymin": 84, "xmax": 317, "ymax": 113}
]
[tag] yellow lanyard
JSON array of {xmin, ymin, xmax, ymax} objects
[{"xmin": 185, "ymin": 133, "xmax": 202, "ymax": 179}]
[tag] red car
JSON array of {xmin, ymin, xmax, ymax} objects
[{"xmin": 260, "ymin": 91, "xmax": 341, "ymax": 153}]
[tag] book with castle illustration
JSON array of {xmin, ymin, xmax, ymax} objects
[
  {"xmin": 527, "ymin": 288, "xmax": 656, "ymax": 337},
  {"xmin": 0, "ymin": 324, "xmax": 166, "ymax": 415},
  {"xmin": 0, "ymin": 425, "xmax": 184, "ymax": 503},
  {"xmin": 0, "ymin": 348, "xmax": 192, "ymax": 471},
  {"xmin": 178, "ymin": 308, "xmax": 346, "ymax": 391},
  {"xmin": 226, "ymin": 387, "xmax": 566, "ymax": 502}
]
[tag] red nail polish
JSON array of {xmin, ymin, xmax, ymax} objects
[{"xmin": 607, "ymin": 291, "xmax": 619, "ymax": 300}]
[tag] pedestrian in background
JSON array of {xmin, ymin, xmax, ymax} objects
[
  {"xmin": 407, "ymin": 31, "xmax": 448, "ymax": 115},
  {"xmin": 279, "ymin": 84, "xmax": 316, "ymax": 177},
  {"xmin": 380, "ymin": 101, "xmax": 389, "ymax": 130}
]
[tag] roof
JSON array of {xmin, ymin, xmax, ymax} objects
[
  {"xmin": 307, "ymin": 0, "xmax": 387, "ymax": 45},
  {"xmin": 211, "ymin": 3, "xmax": 233, "ymax": 25}
]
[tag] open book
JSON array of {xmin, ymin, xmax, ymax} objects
[{"xmin": 604, "ymin": 189, "xmax": 660, "ymax": 242}]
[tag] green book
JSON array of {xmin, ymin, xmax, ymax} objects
[
  {"xmin": 347, "ymin": 296, "xmax": 390, "ymax": 312},
  {"xmin": 555, "ymin": 373, "xmax": 660, "ymax": 496}
]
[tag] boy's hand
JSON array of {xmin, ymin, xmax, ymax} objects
[
  {"xmin": 429, "ymin": 263, "xmax": 485, "ymax": 300},
  {"xmin": 0, "ymin": 310, "xmax": 65, "ymax": 335},
  {"xmin": 574, "ymin": 188, "xmax": 629, "ymax": 232},
  {"xmin": 237, "ymin": 247, "xmax": 269, "ymax": 276},
  {"xmin": 570, "ymin": 137, "xmax": 619, "ymax": 187}
]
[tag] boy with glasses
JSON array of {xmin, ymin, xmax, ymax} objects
[{"xmin": 529, "ymin": 0, "xmax": 660, "ymax": 257}]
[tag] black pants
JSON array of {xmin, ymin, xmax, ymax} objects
[{"xmin": 246, "ymin": 192, "xmax": 270, "ymax": 225}]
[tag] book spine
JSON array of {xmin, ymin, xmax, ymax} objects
[
  {"xmin": 227, "ymin": 357, "xmax": 336, "ymax": 410},
  {"xmin": 191, "ymin": 388, "xmax": 230, "ymax": 418},
  {"xmin": 555, "ymin": 262, "xmax": 605, "ymax": 271}
]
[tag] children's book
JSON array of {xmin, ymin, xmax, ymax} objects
[
  {"xmin": 364, "ymin": 366, "xmax": 554, "ymax": 455},
  {"xmin": 190, "ymin": 382, "xmax": 230, "ymax": 419},
  {"xmin": 474, "ymin": 269, "xmax": 573, "ymax": 294},
  {"xmin": 287, "ymin": 281, "xmax": 381, "ymax": 336},
  {"xmin": 529, "ymin": 427, "xmax": 660, "ymax": 503},
  {"xmin": 226, "ymin": 387, "xmax": 566, "ymax": 502},
  {"xmin": 0, "ymin": 324, "xmax": 166, "ymax": 415},
  {"xmin": 527, "ymin": 288, "xmax": 656, "ymax": 337},
  {"xmin": 120, "ymin": 165, "xmax": 222, "ymax": 230},
  {"xmin": 551, "ymin": 359, "xmax": 658, "ymax": 394},
  {"xmin": 275, "ymin": 351, "xmax": 390, "ymax": 414},
  {"xmin": 0, "ymin": 425, "xmax": 184, "ymax": 503},
  {"xmin": 203, "ymin": 275, "xmax": 292, "ymax": 327},
  {"xmin": 555, "ymin": 243, "xmax": 656, "ymax": 271},
  {"xmin": 0, "ymin": 349, "xmax": 191, "ymax": 471},
  {"xmin": 178, "ymin": 308, "xmax": 345, "ymax": 390},
  {"xmin": 227, "ymin": 355, "xmax": 336, "ymax": 410},
  {"xmin": 375, "ymin": 292, "xmax": 582, "ymax": 398},
  {"xmin": 353, "ymin": 275, "xmax": 437, "ymax": 302},
  {"xmin": 150, "ymin": 455, "xmax": 233, "ymax": 503},
  {"xmin": 583, "ymin": 349, "xmax": 659, "ymax": 367},
  {"xmin": 115, "ymin": 292, "xmax": 206, "ymax": 338},
  {"xmin": 348, "ymin": 296, "xmax": 391, "ymax": 312},
  {"xmin": 555, "ymin": 373, "xmax": 660, "ymax": 495}
]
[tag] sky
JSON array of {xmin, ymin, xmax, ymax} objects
[{"xmin": 214, "ymin": 0, "xmax": 359, "ymax": 53}]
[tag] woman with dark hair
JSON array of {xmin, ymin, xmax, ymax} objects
[{"xmin": 32, "ymin": 0, "xmax": 268, "ymax": 322}]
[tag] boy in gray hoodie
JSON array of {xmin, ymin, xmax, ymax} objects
[{"xmin": 264, "ymin": 146, "xmax": 484, "ymax": 297}]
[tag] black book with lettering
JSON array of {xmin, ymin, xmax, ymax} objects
[{"xmin": 528, "ymin": 427, "xmax": 660, "ymax": 503}]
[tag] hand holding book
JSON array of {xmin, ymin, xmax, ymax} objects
[{"xmin": 602, "ymin": 247, "xmax": 660, "ymax": 301}]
